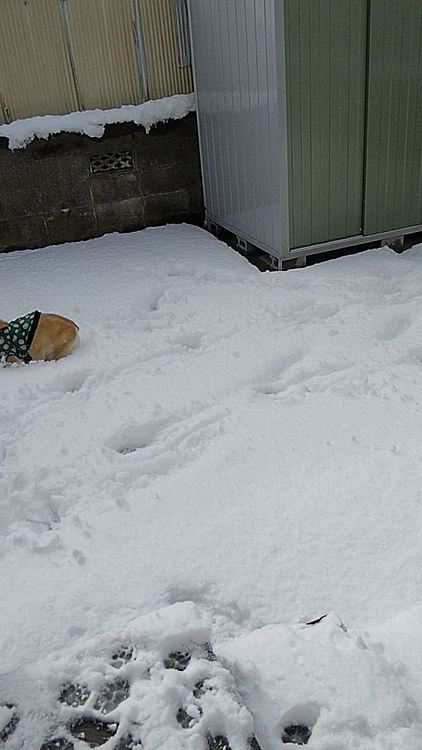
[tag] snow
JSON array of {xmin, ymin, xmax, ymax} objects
[
  {"xmin": 8, "ymin": 602, "xmax": 255, "ymax": 750},
  {"xmin": 0, "ymin": 706, "xmax": 15, "ymax": 735},
  {"xmin": 0, "ymin": 94, "xmax": 195, "ymax": 150},
  {"xmin": 2, "ymin": 224, "xmax": 422, "ymax": 747},
  {"xmin": 219, "ymin": 614, "xmax": 422, "ymax": 749}
]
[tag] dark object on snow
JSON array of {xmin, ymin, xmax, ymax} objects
[
  {"xmin": 111, "ymin": 644, "xmax": 134, "ymax": 667},
  {"xmin": 193, "ymin": 679, "xmax": 214, "ymax": 699},
  {"xmin": 0, "ymin": 704, "xmax": 19, "ymax": 742},
  {"xmin": 115, "ymin": 736, "xmax": 142, "ymax": 749},
  {"xmin": 59, "ymin": 683, "xmax": 90, "ymax": 707},
  {"xmin": 202, "ymin": 641, "xmax": 217, "ymax": 661},
  {"xmin": 40, "ymin": 739, "xmax": 74, "ymax": 750},
  {"xmin": 176, "ymin": 707, "xmax": 197, "ymax": 729},
  {"xmin": 163, "ymin": 649, "xmax": 191, "ymax": 671},
  {"xmin": 94, "ymin": 678, "xmax": 130, "ymax": 714},
  {"xmin": 207, "ymin": 736, "xmax": 232, "ymax": 750},
  {"xmin": 306, "ymin": 614, "xmax": 327, "ymax": 626},
  {"xmin": 164, "ymin": 642, "xmax": 216, "ymax": 671},
  {"xmin": 207, "ymin": 731, "xmax": 260, "ymax": 749},
  {"xmin": 70, "ymin": 718, "xmax": 117, "ymax": 747},
  {"xmin": 282, "ymin": 724, "xmax": 312, "ymax": 745}
]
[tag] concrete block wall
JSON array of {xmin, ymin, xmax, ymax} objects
[{"xmin": 0, "ymin": 114, "xmax": 203, "ymax": 252}]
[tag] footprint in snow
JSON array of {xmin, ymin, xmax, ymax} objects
[
  {"xmin": 51, "ymin": 369, "xmax": 94, "ymax": 395},
  {"xmin": 256, "ymin": 350, "xmax": 353, "ymax": 398},
  {"xmin": 147, "ymin": 284, "xmax": 167, "ymax": 312},
  {"xmin": 312, "ymin": 301, "xmax": 341, "ymax": 321},
  {"xmin": 108, "ymin": 419, "xmax": 169, "ymax": 455},
  {"xmin": 281, "ymin": 702, "xmax": 320, "ymax": 746},
  {"xmin": 376, "ymin": 313, "xmax": 411, "ymax": 342},
  {"xmin": 256, "ymin": 348, "xmax": 305, "ymax": 396},
  {"xmin": 106, "ymin": 409, "xmax": 225, "ymax": 478}
]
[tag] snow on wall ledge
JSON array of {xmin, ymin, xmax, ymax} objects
[{"xmin": 0, "ymin": 94, "xmax": 196, "ymax": 150}]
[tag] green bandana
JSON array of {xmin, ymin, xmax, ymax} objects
[{"xmin": 0, "ymin": 311, "xmax": 41, "ymax": 363}]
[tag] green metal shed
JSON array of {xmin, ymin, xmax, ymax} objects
[{"xmin": 189, "ymin": 0, "xmax": 422, "ymax": 267}]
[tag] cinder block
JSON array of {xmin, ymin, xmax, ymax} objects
[
  {"xmin": 143, "ymin": 190, "xmax": 191, "ymax": 224},
  {"xmin": 0, "ymin": 215, "xmax": 48, "ymax": 251},
  {"xmin": 94, "ymin": 197, "xmax": 145, "ymax": 235},
  {"xmin": 89, "ymin": 170, "xmax": 138, "ymax": 205},
  {"xmin": 45, "ymin": 207, "xmax": 96, "ymax": 245}
]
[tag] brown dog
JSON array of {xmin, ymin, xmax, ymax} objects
[{"xmin": 0, "ymin": 311, "xmax": 79, "ymax": 365}]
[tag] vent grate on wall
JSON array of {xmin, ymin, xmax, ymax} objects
[{"xmin": 90, "ymin": 151, "xmax": 134, "ymax": 174}]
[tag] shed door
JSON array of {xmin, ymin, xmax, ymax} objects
[
  {"xmin": 364, "ymin": 0, "xmax": 422, "ymax": 236},
  {"xmin": 285, "ymin": 0, "xmax": 368, "ymax": 249}
]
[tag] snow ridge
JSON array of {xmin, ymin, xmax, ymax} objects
[{"xmin": 0, "ymin": 94, "xmax": 196, "ymax": 150}]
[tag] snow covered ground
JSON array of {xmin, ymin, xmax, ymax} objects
[{"xmin": 2, "ymin": 224, "xmax": 422, "ymax": 748}]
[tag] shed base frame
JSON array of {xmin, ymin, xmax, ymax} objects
[{"xmin": 206, "ymin": 216, "xmax": 422, "ymax": 270}]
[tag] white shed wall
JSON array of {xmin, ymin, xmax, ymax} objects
[{"xmin": 189, "ymin": 0, "xmax": 289, "ymax": 259}]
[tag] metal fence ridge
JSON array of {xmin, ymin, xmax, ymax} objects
[{"xmin": 0, "ymin": 0, "xmax": 193, "ymax": 124}]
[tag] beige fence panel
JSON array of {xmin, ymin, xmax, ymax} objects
[
  {"xmin": 0, "ymin": 0, "xmax": 79, "ymax": 122},
  {"xmin": 62, "ymin": 0, "xmax": 145, "ymax": 110},
  {"xmin": 138, "ymin": 0, "xmax": 193, "ymax": 100},
  {"xmin": 0, "ymin": 0, "xmax": 193, "ymax": 123}
]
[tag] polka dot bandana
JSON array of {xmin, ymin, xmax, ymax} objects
[{"xmin": 0, "ymin": 311, "xmax": 40, "ymax": 363}]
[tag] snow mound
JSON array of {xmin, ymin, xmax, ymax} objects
[
  {"xmin": 220, "ymin": 612, "xmax": 422, "ymax": 749},
  {"xmin": 0, "ymin": 94, "xmax": 195, "ymax": 150}
]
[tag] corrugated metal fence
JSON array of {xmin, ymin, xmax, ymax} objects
[{"xmin": 0, "ymin": 0, "xmax": 192, "ymax": 124}]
